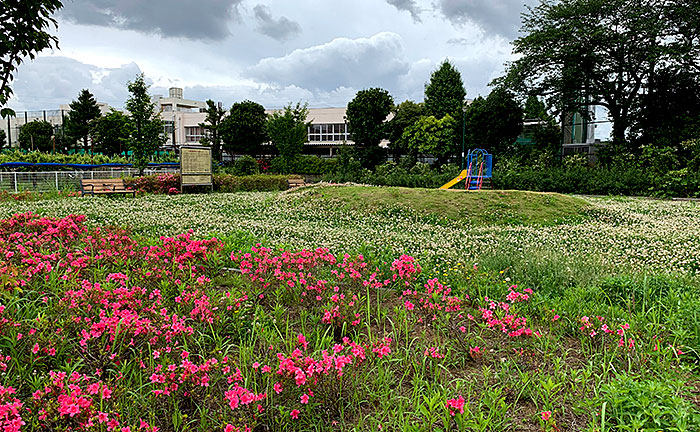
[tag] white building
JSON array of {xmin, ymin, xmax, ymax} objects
[{"xmin": 157, "ymin": 88, "xmax": 355, "ymax": 157}]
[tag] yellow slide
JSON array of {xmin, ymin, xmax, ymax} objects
[{"xmin": 439, "ymin": 169, "xmax": 469, "ymax": 189}]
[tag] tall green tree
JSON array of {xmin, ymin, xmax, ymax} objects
[
  {"xmin": 631, "ymin": 69, "xmax": 700, "ymax": 151},
  {"xmin": 266, "ymin": 102, "xmax": 310, "ymax": 159},
  {"xmin": 125, "ymin": 74, "xmax": 166, "ymax": 175},
  {"xmin": 64, "ymin": 89, "xmax": 101, "ymax": 152},
  {"xmin": 199, "ymin": 99, "xmax": 226, "ymax": 161},
  {"xmin": 465, "ymin": 88, "xmax": 523, "ymax": 156},
  {"xmin": 219, "ymin": 100, "xmax": 267, "ymax": 157},
  {"xmin": 18, "ymin": 120, "xmax": 54, "ymax": 152},
  {"xmin": 403, "ymin": 115, "xmax": 456, "ymax": 161},
  {"xmin": 0, "ymin": 129, "xmax": 6, "ymax": 150},
  {"xmin": 1, "ymin": 0, "xmax": 63, "ymax": 118},
  {"xmin": 424, "ymin": 60, "xmax": 467, "ymax": 161},
  {"xmin": 387, "ymin": 100, "xmax": 425, "ymax": 162},
  {"xmin": 498, "ymin": 0, "xmax": 700, "ymax": 147},
  {"xmin": 90, "ymin": 110, "xmax": 131, "ymax": 156},
  {"xmin": 424, "ymin": 60, "xmax": 466, "ymax": 120},
  {"xmin": 346, "ymin": 88, "xmax": 393, "ymax": 167}
]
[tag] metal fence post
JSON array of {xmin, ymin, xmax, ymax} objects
[
  {"xmin": 13, "ymin": 173, "xmax": 17, "ymax": 193},
  {"xmin": 55, "ymin": 172, "xmax": 59, "ymax": 190}
]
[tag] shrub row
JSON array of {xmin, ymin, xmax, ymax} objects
[
  {"xmin": 493, "ymin": 165, "xmax": 700, "ymax": 197},
  {"xmin": 0, "ymin": 150, "xmax": 129, "ymax": 167},
  {"xmin": 123, "ymin": 173, "xmax": 292, "ymax": 194},
  {"xmin": 0, "ymin": 150, "xmax": 178, "ymax": 169},
  {"xmin": 321, "ymin": 159, "xmax": 700, "ymax": 197}
]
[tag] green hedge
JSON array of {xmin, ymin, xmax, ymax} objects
[
  {"xmin": 123, "ymin": 173, "xmax": 292, "ymax": 194},
  {"xmin": 269, "ymin": 155, "xmax": 337, "ymax": 175},
  {"xmin": 214, "ymin": 174, "xmax": 289, "ymax": 192},
  {"xmin": 0, "ymin": 150, "xmax": 177, "ymax": 170},
  {"xmin": 323, "ymin": 160, "xmax": 700, "ymax": 197},
  {"xmin": 323, "ymin": 161, "xmax": 462, "ymax": 188}
]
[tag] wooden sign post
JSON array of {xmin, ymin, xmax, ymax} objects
[{"xmin": 180, "ymin": 146, "xmax": 213, "ymax": 192}]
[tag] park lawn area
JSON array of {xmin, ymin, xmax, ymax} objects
[{"xmin": 1, "ymin": 184, "xmax": 700, "ymax": 431}]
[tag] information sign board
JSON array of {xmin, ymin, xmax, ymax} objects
[{"xmin": 180, "ymin": 146, "xmax": 212, "ymax": 191}]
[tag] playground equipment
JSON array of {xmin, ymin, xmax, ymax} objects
[{"xmin": 439, "ymin": 149, "xmax": 492, "ymax": 190}]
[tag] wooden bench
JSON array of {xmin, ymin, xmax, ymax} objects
[
  {"xmin": 287, "ymin": 177, "xmax": 306, "ymax": 189},
  {"xmin": 80, "ymin": 178, "xmax": 135, "ymax": 197}
]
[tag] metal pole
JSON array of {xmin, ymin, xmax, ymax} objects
[
  {"xmin": 55, "ymin": 172, "xmax": 59, "ymax": 190},
  {"xmin": 461, "ymin": 107, "xmax": 466, "ymax": 170},
  {"xmin": 13, "ymin": 173, "xmax": 17, "ymax": 193}
]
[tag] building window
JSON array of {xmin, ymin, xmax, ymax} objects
[
  {"xmin": 307, "ymin": 123, "xmax": 348, "ymax": 142},
  {"xmin": 185, "ymin": 126, "xmax": 204, "ymax": 143}
]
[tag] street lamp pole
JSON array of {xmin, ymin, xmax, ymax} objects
[{"xmin": 461, "ymin": 104, "xmax": 467, "ymax": 170}]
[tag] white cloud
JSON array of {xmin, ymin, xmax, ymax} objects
[
  {"xmin": 247, "ymin": 32, "xmax": 410, "ymax": 91},
  {"xmin": 9, "ymin": 57, "xmax": 142, "ymax": 110}
]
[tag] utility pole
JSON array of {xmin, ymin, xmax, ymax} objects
[{"xmin": 461, "ymin": 104, "xmax": 467, "ymax": 169}]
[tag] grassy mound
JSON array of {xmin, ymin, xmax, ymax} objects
[{"xmin": 293, "ymin": 184, "xmax": 591, "ymax": 226}]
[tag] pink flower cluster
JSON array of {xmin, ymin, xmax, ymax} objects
[
  {"xmin": 0, "ymin": 386, "xmax": 24, "ymax": 432},
  {"xmin": 477, "ymin": 295, "xmax": 538, "ymax": 338},
  {"xmin": 579, "ymin": 316, "xmax": 634, "ymax": 348},
  {"xmin": 232, "ymin": 246, "xmax": 421, "ymax": 330},
  {"xmin": 446, "ymin": 395, "xmax": 465, "ymax": 416}
]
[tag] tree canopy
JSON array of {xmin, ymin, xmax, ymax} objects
[
  {"xmin": 346, "ymin": 88, "xmax": 394, "ymax": 168},
  {"xmin": 498, "ymin": 0, "xmax": 700, "ymax": 146},
  {"xmin": 403, "ymin": 115, "xmax": 456, "ymax": 161},
  {"xmin": 199, "ymin": 100, "xmax": 226, "ymax": 161},
  {"xmin": 1, "ymin": 0, "xmax": 63, "ymax": 118},
  {"xmin": 266, "ymin": 102, "xmax": 310, "ymax": 160},
  {"xmin": 125, "ymin": 74, "xmax": 166, "ymax": 174},
  {"xmin": 424, "ymin": 60, "xmax": 466, "ymax": 120},
  {"xmin": 18, "ymin": 120, "xmax": 54, "ymax": 152},
  {"xmin": 465, "ymin": 88, "xmax": 523, "ymax": 156},
  {"xmin": 346, "ymin": 88, "xmax": 393, "ymax": 149},
  {"xmin": 90, "ymin": 110, "xmax": 131, "ymax": 156},
  {"xmin": 64, "ymin": 89, "xmax": 101, "ymax": 152},
  {"xmin": 220, "ymin": 100, "xmax": 267, "ymax": 157},
  {"xmin": 387, "ymin": 100, "xmax": 425, "ymax": 161}
]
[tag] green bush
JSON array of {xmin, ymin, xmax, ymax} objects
[
  {"xmin": 123, "ymin": 173, "xmax": 290, "ymax": 194},
  {"xmin": 228, "ymin": 155, "xmax": 260, "ymax": 176},
  {"xmin": 492, "ymin": 164, "xmax": 654, "ymax": 196},
  {"xmin": 324, "ymin": 160, "xmax": 463, "ymax": 188},
  {"xmin": 0, "ymin": 150, "xmax": 178, "ymax": 170},
  {"xmin": 214, "ymin": 174, "xmax": 289, "ymax": 192},
  {"xmin": 270, "ymin": 155, "xmax": 337, "ymax": 175},
  {"xmin": 597, "ymin": 374, "xmax": 700, "ymax": 431}
]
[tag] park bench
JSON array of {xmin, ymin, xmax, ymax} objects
[
  {"xmin": 287, "ymin": 177, "xmax": 306, "ymax": 189},
  {"xmin": 80, "ymin": 178, "xmax": 135, "ymax": 197}
]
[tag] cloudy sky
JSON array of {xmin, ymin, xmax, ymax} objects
[{"xmin": 8, "ymin": 0, "xmax": 543, "ymax": 114}]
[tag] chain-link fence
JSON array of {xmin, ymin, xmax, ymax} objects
[{"xmin": 0, "ymin": 168, "xmax": 179, "ymax": 193}]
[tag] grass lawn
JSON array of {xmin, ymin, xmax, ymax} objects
[{"xmin": 1, "ymin": 184, "xmax": 700, "ymax": 431}]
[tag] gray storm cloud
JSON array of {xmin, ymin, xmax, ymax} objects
[
  {"xmin": 438, "ymin": 0, "xmax": 536, "ymax": 39},
  {"xmin": 386, "ymin": 0, "xmax": 422, "ymax": 22},
  {"xmin": 253, "ymin": 5, "xmax": 302, "ymax": 41},
  {"xmin": 59, "ymin": 0, "xmax": 242, "ymax": 40}
]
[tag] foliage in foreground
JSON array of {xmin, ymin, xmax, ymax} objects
[{"xmin": 0, "ymin": 212, "xmax": 699, "ymax": 431}]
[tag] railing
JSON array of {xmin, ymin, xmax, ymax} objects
[{"xmin": 0, "ymin": 168, "xmax": 179, "ymax": 193}]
